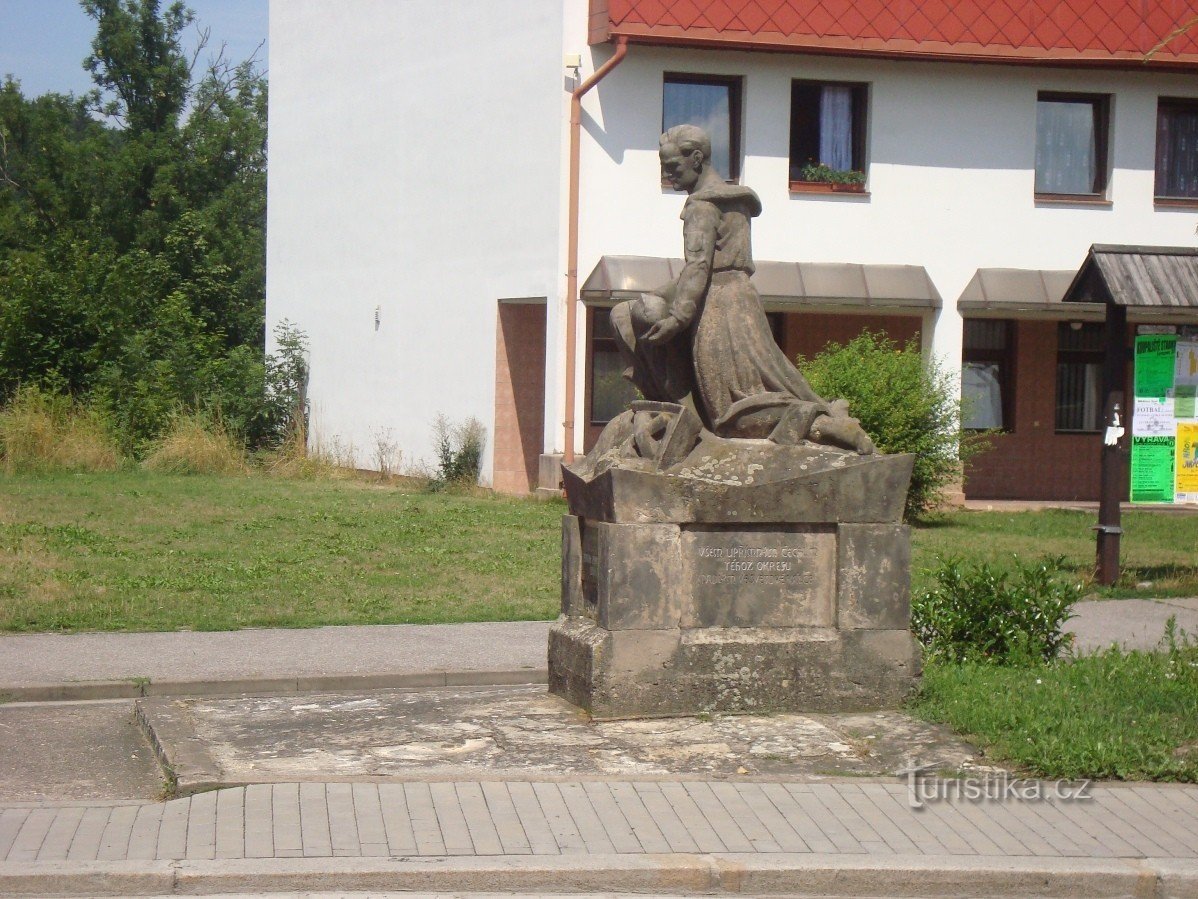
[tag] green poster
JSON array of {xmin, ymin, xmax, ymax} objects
[
  {"xmin": 1131, "ymin": 435, "xmax": 1176, "ymax": 503},
  {"xmin": 1177, "ymin": 385, "xmax": 1197, "ymax": 419},
  {"xmin": 1135, "ymin": 335, "xmax": 1177, "ymax": 399}
]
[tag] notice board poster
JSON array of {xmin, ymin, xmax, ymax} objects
[
  {"xmin": 1178, "ymin": 423, "xmax": 1198, "ymax": 503},
  {"xmin": 1177, "ymin": 342, "xmax": 1198, "ymax": 419},
  {"xmin": 1131, "ymin": 332, "xmax": 1197, "ymax": 505},
  {"xmin": 1135, "ymin": 335, "xmax": 1177, "ymax": 399},
  {"xmin": 1131, "ymin": 436, "xmax": 1176, "ymax": 503}
]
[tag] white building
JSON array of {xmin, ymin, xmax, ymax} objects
[{"xmin": 266, "ymin": 0, "xmax": 1198, "ymax": 501}]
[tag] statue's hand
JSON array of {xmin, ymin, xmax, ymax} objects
[{"xmin": 644, "ymin": 314, "xmax": 684, "ymax": 345}]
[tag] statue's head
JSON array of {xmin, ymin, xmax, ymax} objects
[{"xmin": 659, "ymin": 124, "xmax": 712, "ymax": 192}]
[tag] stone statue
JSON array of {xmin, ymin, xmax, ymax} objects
[
  {"xmin": 608, "ymin": 124, "xmax": 875, "ymax": 457},
  {"xmin": 550, "ymin": 124, "xmax": 918, "ymax": 719}
]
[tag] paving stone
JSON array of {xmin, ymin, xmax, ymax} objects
[
  {"xmin": 6, "ymin": 808, "xmax": 55, "ymax": 862},
  {"xmin": 298, "ymin": 783, "xmax": 331, "ymax": 857},
  {"xmin": 270, "ymin": 784, "xmax": 302, "ymax": 856},
  {"xmin": 36, "ymin": 805, "xmax": 84, "ymax": 861},
  {"xmin": 480, "ymin": 782, "xmax": 531, "ymax": 855}
]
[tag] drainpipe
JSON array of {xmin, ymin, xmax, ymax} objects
[{"xmin": 563, "ymin": 36, "xmax": 628, "ymax": 464}]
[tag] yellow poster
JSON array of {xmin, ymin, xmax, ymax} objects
[{"xmin": 1178, "ymin": 423, "xmax": 1198, "ymax": 502}]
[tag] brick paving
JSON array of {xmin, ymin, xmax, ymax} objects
[{"xmin": 1, "ymin": 780, "xmax": 1195, "ymax": 864}]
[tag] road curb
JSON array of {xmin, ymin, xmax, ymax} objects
[
  {"xmin": 0, "ymin": 667, "xmax": 548, "ymax": 703},
  {"xmin": 0, "ymin": 853, "xmax": 1195, "ymax": 897}
]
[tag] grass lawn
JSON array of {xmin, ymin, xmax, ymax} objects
[
  {"xmin": 0, "ymin": 471, "xmax": 1195, "ymax": 632},
  {"xmin": 913, "ymin": 641, "xmax": 1198, "ymax": 782},
  {"xmin": 0, "ymin": 472, "xmax": 563, "ymax": 631}
]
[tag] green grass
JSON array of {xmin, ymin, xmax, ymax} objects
[
  {"xmin": 912, "ymin": 637, "xmax": 1198, "ymax": 782},
  {"xmin": 0, "ymin": 471, "xmax": 1194, "ymax": 632},
  {"xmin": 911, "ymin": 508, "xmax": 1198, "ymax": 599},
  {"xmin": 0, "ymin": 471, "xmax": 563, "ymax": 631}
]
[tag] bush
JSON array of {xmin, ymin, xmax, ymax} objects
[
  {"xmin": 430, "ymin": 415, "xmax": 486, "ymax": 489},
  {"xmin": 797, "ymin": 331, "xmax": 986, "ymax": 520},
  {"xmin": 0, "ymin": 386, "xmax": 123, "ymax": 473},
  {"xmin": 141, "ymin": 412, "xmax": 248, "ymax": 475},
  {"xmin": 912, "ymin": 555, "xmax": 1080, "ymax": 665}
]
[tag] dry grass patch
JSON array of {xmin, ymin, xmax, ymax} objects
[
  {"xmin": 0, "ymin": 388, "xmax": 123, "ymax": 473},
  {"xmin": 142, "ymin": 414, "xmax": 248, "ymax": 475}
]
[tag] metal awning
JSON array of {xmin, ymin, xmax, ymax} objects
[
  {"xmin": 960, "ymin": 261, "xmax": 1198, "ymax": 321},
  {"xmin": 1063, "ymin": 245, "xmax": 1198, "ymax": 309},
  {"xmin": 957, "ymin": 268, "xmax": 1103, "ymax": 319},
  {"xmin": 580, "ymin": 255, "xmax": 940, "ymax": 314}
]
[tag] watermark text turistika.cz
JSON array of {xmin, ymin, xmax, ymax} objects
[{"xmin": 901, "ymin": 761, "xmax": 1092, "ymax": 809}]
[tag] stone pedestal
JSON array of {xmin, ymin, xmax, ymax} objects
[{"xmin": 547, "ymin": 436, "xmax": 921, "ymax": 718}]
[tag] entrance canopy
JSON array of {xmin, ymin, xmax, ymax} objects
[
  {"xmin": 1062, "ymin": 245, "xmax": 1198, "ymax": 310},
  {"xmin": 581, "ymin": 255, "xmax": 940, "ymax": 315}
]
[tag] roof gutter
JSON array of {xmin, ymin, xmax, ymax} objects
[{"xmin": 563, "ymin": 36, "xmax": 628, "ymax": 464}]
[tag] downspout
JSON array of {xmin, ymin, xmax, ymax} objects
[{"xmin": 563, "ymin": 36, "xmax": 628, "ymax": 464}]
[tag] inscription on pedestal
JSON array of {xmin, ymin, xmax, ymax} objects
[{"xmin": 683, "ymin": 528, "xmax": 835, "ymax": 628}]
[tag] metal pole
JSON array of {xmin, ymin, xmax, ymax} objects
[{"xmin": 1095, "ymin": 303, "xmax": 1128, "ymax": 586}]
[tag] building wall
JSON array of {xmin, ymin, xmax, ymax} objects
[
  {"xmin": 266, "ymin": 5, "xmax": 1198, "ymax": 495},
  {"xmin": 570, "ymin": 45, "xmax": 1198, "ymax": 454},
  {"xmin": 964, "ymin": 321, "xmax": 1099, "ymax": 500},
  {"xmin": 266, "ymin": 0, "xmax": 567, "ymax": 478}
]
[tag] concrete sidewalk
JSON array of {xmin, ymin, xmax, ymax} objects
[
  {"xmin": 1, "ymin": 780, "xmax": 1196, "ymax": 897},
  {"xmin": 2, "ymin": 599, "xmax": 1196, "ymax": 701},
  {"xmin": 0, "ymin": 621, "xmax": 550, "ymax": 701}
]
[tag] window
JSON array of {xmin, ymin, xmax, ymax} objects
[
  {"xmin": 962, "ymin": 320, "xmax": 1014, "ymax": 430},
  {"xmin": 588, "ymin": 309, "xmax": 638, "ymax": 425},
  {"xmin": 662, "ymin": 73, "xmax": 741, "ymax": 181},
  {"xmin": 789, "ymin": 80, "xmax": 868, "ymax": 186},
  {"xmin": 1056, "ymin": 322, "xmax": 1104, "ymax": 432},
  {"xmin": 1155, "ymin": 98, "xmax": 1198, "ymax": 200},
  {"xmin": 1034, "ymin": 93, "xmax": 1110, "ymax": 198}
]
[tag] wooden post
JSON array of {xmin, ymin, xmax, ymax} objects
[{"xmin": 1095, "ymin": 303, "xmax": 1128, "ymax": 586}]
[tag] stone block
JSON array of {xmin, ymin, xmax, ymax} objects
[
  {"xmin": 581, "ymin": 521, "xmax": 684, "ymax": 631},
  {"xmin": 837, "ymin": 524, "xmax": 911, "ymax": 630},
  {"xmin": 560, "ymin": 515, "xmax": 583, "ymax": 618},
  {"xmin": 606, "ymin": 628, "xmax": 680, "ymax": 676},
  {"xmin": 681, "ymin": 527, "xmax": 835, "ymax": 628}
]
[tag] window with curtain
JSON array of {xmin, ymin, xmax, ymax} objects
[
  {"xmin": 1056, "ymin": 322, "xmax": 1105, "ymax": 432},
  {"xmin": 1034, "ymin": 93, "xmax": 1109, "ymax": 197},
  {"xmin": 662, "ymin": 74, "xmax": 742, "ymax": 182},
  {"xmin": 789, "ymin": 80, "xmax": 868, "ymax": 184},
  {"xmin": 962, "ymin": 320, "xmax": 1014, "ymax": 431},
  {"xmin": 1156, "ymin": 98, "xmax": 1198, "ymax": 200}
]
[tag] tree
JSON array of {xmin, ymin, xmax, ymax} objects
[{"xmin": 0, "ymin": 1, "xmax": 269, "ymax": 452}]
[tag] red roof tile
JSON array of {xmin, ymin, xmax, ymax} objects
[{"xmin": 591, "ymin": 0, "xmax": 1198, "ymax": 69}]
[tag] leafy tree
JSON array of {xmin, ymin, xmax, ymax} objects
[{"xmin": 0, "ymin": 1, "xmax": 269, "ymax": 453}]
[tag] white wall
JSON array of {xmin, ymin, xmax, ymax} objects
[
  {"xmin": 266, "ymin": 0, "xmax": 566, "ymax": 476},
  {"xmin": 573, "ymin": 48, "xmax": 1198, "ymax": 453}
]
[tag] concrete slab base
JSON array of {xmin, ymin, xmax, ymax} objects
[{"xmin": 134, "ymin": 684, "xmax": 980, "ymax": 794}]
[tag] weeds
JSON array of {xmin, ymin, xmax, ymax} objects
[
  {"xmin": 430, "ymin": 415, "xmax": 485, "ymax": 490},
  {"xmin": 0, "ymin": 387, "xmax": 123, "ymax": 473},
  {"xmin": 912, "ymin": 555, "xmax": 1080, "ymax": 664},
  {"xmin": 141, "ymin": 413, "xmax": 249, "ymax": 476}
]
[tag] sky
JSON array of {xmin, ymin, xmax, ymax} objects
[{"xmin": 0, "ymin": 0, "xmax": 268, "ymax": 99}]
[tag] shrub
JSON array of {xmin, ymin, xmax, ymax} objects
[
  {"xmin": 912, "ymin": 555, "xmax": 1080, "ymax": 665},
  {"xmin": 797, "ymin": 331, "xmax": 986, "ymax": 520},
  {"xmin": 430, "ymin": 415, "xmax": 486, "ymax": 489},
  {"xmin": 141, "ymin": 413, "xmax": 248, "ymax": 475},
  {"xmin": 0, "ymin": 386, "xmax": 123, "ymax": 473}
]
